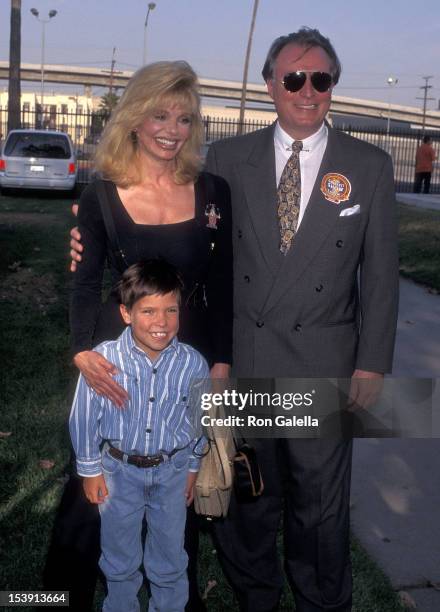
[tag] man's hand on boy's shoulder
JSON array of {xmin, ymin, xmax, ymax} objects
[
  {"xmin": 185, "ymin": 471, "xmax": 198, "ymax": 507},
  {"xmin": 83, "ymin": 473, "xmax": 108, "ymax": 504}
]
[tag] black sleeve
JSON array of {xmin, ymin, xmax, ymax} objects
[
  {"xmin": 69, "ymin": 181, "xmax": 108, "ymax": 355},
  {"xmin": 205, "ymin": 173, "xmax": 233, "ymax": 365}
]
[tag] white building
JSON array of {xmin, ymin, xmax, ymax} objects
[{"xmin": 0, "ymin": 90, "xmax": 101, "ymax": 144}]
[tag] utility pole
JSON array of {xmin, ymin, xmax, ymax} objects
[
  {"xmin": 108, "ymin": 47, "xmax": 116, "ymax": 95},
  {"xmin": 102, "ymin": 47, "xmax": 121, "ymax": 95},
  {"xmin": 8, "ymin": 0, "xmax": 22, "ymax": 132},
  {"xmin": 238, "ymin": 0, "xmax": 259, "ymax": 135},
  {"xmin": 416, "ymin": 76, "xmax": 434, "ymax": 134},
  {"xmin": 101, "ymin": 47, "xmax": 122, "ymax": 115}
]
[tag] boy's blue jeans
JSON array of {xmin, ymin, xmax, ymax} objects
[{"xmin": 98, "ymin": 446, "xmax": 190, "ymax": 612}]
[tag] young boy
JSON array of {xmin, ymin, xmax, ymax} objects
[{"xmin": 69, "ymin": 259, "xmax": 209, "ymax": 612}]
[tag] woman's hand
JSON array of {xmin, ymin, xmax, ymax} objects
[
  {"xmin": 210, "ymin": 362, "xmax": 230, "ymax": 380},
  {"xmin": 185, "ymin": 471, "xmax": 198, "ymax": 506},
  {"xmin": 73, "ymin": 351, "xmax": 129, "ymax": 408},
  {"xmin": 210, "ymin": 363, "xmax": 231, "ymax": 395}
]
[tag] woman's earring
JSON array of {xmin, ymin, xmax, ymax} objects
[{"xmin": 130, "ymin": 130, "xmax": 138, "ymax": 143}]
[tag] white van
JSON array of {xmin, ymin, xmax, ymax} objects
[{"xmin": 0, "ymin": 129, "xmax": 77, "ymax": 192}]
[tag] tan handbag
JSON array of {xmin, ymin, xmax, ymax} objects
[{"xmin": 194, "ymin": 418, "xmax": 235, "ymax": 518}]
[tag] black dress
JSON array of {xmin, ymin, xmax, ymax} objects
[{"xmin": 44, "ymin": 173, "xmax": 233, "ymax": 611}]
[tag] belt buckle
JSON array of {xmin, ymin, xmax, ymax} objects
[
  {"xmin": 148, "ymin": 455, "xmax": 163, "ymax": 468},
  {"xmin": 134, "ymin": 454, "xmax": 163, "ymax": 468},
  {"xmin": 116, "ymin": 449, "xmax": 164, "ymax": 469}
]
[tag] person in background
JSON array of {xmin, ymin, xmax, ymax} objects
[
  {"xmin": 45, "ymin": 60, "xmax": 232, "ymax": 612},
  {"xmin": 414, "ymin": 135, "xmax": 436, "ymax": 194}
]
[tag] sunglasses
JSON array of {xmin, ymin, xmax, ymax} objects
[{"xmin": 281, "ymin": 71, "xmax": 333, "ymax": 93}]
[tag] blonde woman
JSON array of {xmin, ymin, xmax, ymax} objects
[{"xmin": 45, "ymin": 61, "xmax": 232, "ymax": 612}]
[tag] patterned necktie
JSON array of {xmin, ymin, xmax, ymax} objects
[{"xmin": 277, "ymin": 140, "xmax": 303, "ymax": 254}]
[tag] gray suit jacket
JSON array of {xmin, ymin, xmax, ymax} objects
[{"xmin": 205, "ymin": 124, "xmax": 399, "ymax": 378}]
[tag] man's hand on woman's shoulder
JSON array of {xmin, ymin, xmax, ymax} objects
[{"xmin": 70, "ymin": 203, "xmax": 82, "ymax": 272}]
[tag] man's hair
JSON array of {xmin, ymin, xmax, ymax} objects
[
  {"xmin": 423, "ymin": 135, "xmax": 432, "ymax": 144},
  {"xmin": 95, "ymin": 60, "xmax": 203, "ymax": 187},
  {"xmin": 116, "ymin": 259, "xmax": 184, "ymax": 310},
  {"xmin": 262, "ymin": 27, "xmax": 342, "ymax": 85}
]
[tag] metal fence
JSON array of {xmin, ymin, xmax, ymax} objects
[
  {"xmin": 203, "ymin": 115, "xmax": 272, "ymax": 141},
  {"xmin": 340, "ymin": 125, "xmax": 440, "ymax": 193},
  {"xmin": 1, "ymin": 108, "xmax": 439, "ymax": 192},
  {"xmin": 0, "ymin": 106, "xmax": 107, "ymax": 143}
]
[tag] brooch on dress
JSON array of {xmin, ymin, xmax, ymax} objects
[{"xmin": 205, "ymin": 202, "xmax": 221, "ymax": 229}]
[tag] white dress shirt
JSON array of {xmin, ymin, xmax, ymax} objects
[{"xmin": 274, "ymin": 121, "xmax": 328, "ymax": 227}]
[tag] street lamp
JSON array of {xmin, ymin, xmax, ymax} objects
[
  {"xmin": 30, "ymin": 8, "xmax": 58, "ymax": 117},
  {"xmin": 142, "ymin": 3, "xmax": 156, "ymax": 65},
  {"xmin": 386, "ymin": 76, "xmax": 398, "ymax": 137}
]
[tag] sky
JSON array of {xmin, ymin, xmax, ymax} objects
[{"xmin": 1, "ymin": 0, "xmax": 440, "ymax": 111}]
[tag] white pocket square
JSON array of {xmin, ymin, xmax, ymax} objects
[{"xmin": 339, "ymin": 204, "xmax": 360, "ymax": 217}]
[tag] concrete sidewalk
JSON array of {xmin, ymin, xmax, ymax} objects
[
  {"xmin": 397, "ymin": 192, "xmax": 440, "ymax": 212},
  {"xmin": 351, "ymin": 277, "xmax": 440, "ymax": 611}
]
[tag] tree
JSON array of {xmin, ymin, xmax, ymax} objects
[
  {"xmin": 99, "ymin": 92, "xmax": 120, "ymax": 115},
  {"xmin": 8, "ymin": 0, "xmax": 21, "ymax": 133}
]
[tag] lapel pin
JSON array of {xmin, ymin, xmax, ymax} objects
[{"xmin": 320, "ymin": 173, "xmax": 351, "ymax": 204}]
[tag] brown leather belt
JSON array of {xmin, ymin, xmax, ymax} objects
[{"xmin": 108, "ymin": 446, "xmax": 180, "ymax": 469}]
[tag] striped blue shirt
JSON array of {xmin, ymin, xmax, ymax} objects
[{"xmin": 69, "ymin": 326, "xmax": 210, "ymax": 477}]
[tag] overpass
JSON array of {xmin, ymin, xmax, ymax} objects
[{"xmin": 1, "ymin": 61, "xmax": 440, "ymax": 129}]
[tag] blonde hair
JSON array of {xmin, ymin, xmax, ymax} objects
[{"xmin": 94, "ymin": 61, "xmax": 204, "ymax": 186}]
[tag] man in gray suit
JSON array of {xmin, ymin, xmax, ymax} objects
[{"xmin": 205, "ymin": 28, "xmax": 398, "ymax": 611}]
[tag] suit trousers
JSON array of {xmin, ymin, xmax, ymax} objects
[{"xmin": 213, "ymin": 438, "xmax": 353, "ymax": 612}]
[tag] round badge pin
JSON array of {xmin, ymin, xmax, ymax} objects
[{"xmin": 320, "ymin": 173, "xmax": 351, "ymax": 204}]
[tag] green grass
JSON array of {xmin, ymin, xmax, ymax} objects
[
  {"xmin": 398, "ymin": 202, "xmax": 440, "ymax": 291},
  {"xmin": 0, "ymin": 192, "xmax": 405, "ymax": 611},
  {"xmin": 0, "ymin": 193, "xmax": 74, "ymax": 605}
]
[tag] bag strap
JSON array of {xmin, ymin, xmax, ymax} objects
[
  {"xmin": 200, "ymin": 438, "xmax": 233, "ymax": 496},
  {"xmin": 200, "ymin": 422, "xmax": 233, "ymax": 495},
  {"xmin": 96, "ymin": 181, "xmax": 128, "ymax": 274},
  {"xmin": 213, "ymin": 435, "xmax": 234, "ymax": 489}
]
